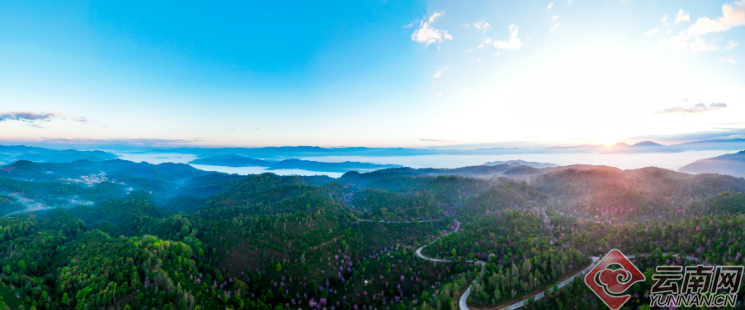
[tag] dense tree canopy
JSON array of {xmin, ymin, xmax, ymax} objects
[{"xmin": 0, "ymin": 159, "xmax": 743, "ymax": 310}]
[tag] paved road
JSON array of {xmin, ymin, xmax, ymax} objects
[
  {"xmin": 415, "ymin": 221, "xmax": 460, "ymax": 262},
  {"xmin": 412, "ymin": 222, "xmax": 716, "ymax": 310},
  {"xmin": 466, "ymin": 256, "xmax": 600, "ymax": 310}
]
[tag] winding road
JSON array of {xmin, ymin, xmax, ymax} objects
[{"xmin": 414, "ymin": 225, "xmax": 715, "ymax": 310}]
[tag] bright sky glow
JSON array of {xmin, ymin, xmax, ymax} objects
[{"xmin": 1, "ymin": 0, "xmax": 743, "ymax": 147}]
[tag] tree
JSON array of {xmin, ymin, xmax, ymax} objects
[
  {"xmin": 136, "ymin": 292, "xmax": 145, "ymax": 301},
  {"xmin": 521, "ymin": 259, "xmax": 531, "ymax": 278},
  {"xmin": 16, "ymin": 260, "xmax": 26, "ymax": 270}
]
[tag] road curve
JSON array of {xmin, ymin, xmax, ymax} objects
[
  {"xmin": 460, "ymin": 256, "xmax": 600, "ymax": 310},
  {"xmin": 455, "ymin": 253, "xmax": 714, "ymax": 310},
  {"xmin": 413, "ymin": 223, "xmax": 715, "ymax": 310}
]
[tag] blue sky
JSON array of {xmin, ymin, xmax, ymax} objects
[{"xmin": 1, "ymin": 0, "xmax": 744, "ymax": 148}]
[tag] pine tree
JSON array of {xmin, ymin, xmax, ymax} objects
[{"xmin": 521, "ymin": 259, "xmax": 532, "ymax": 278}]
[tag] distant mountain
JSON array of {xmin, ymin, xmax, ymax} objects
[
  {"xmin": 602, "ymin": 141, "xmax": 681, "ymax": 154},
  {"xmin": 190, "ymin": 154, "xmax": 277, "ymax": 167},
  {"xmin": 0, "ymin": 145, "xmax": 118, "ymax": 163},
  {"xmin": 679, "ymin": 150, "xmax": 745, "ymax": 177},
  {"xmin": 483, "ymin": 159, "xmax": 556, "ymax": 168},
  {"xmin": 189, "ymin": 154, "xmax": 403, "ymax": 172},
  {"xmin": 672, "ymin": 139, "xmax": 745, "ymax": 151},
  {"xmin": 632, "ymin": 141, "xmax": 664, "ymax": 147},
  {"xmin": 267, "ymin": 159, "xmax": 402, "ymax": 172}
]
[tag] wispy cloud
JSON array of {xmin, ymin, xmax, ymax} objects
[
  {"xmin": 659, "ymin": 3, "xmax": 745, "ymax": 52},
  {"xmin": 411, "ymin": 11, "xmax": 453, "ymax": 46},
  {"xmin": 0, "ymin": 111, "xmax": 61, "ymax": 122},
  {"xmin": 644, "ymin": 28, "xmax": 659, "ymax": 37},
  {"xmin": 477, "ymin": 37, "xmax": 492, "ymax": 49},
  {"xmin": 720, "ymin": 57, "xmax": 736, "ymax": 63},
  {"xmin": 547, "ymin": 2, "xmax": 553, "ymax": 9},
  {"xmin": 659, "ymin": 31, "xmax": 718, "ymax": 52},
  {"xmin": 421, "ymin": 138, "xmax": 456, "ymax": 142},
  {"xmin": 655, "ymin": 102, "xmax": 727, "ymax": 116},
  {"xmin": 0, "ymin": 138, "xmax": 203, "ymax": 148},
  {"xmin": 493, "ymin": 24, "xmax": 523, "ymax": 50},
  {"xmin": 674, "ymin": 9, "xmax": 690, "ymax": 24},
  {"xmin": 725, "ymin": 40, "xmax": 739, "ymax": 49},
  {"xmin": 0, "ymin": 111, "xmax": 89, "ymax": 128},
  {"xmin": 687, "ymin": 0, "xmax": 745, "ymax": 36},
  {"xmin": 433, "ymin": 67, "xmax": 446, "ymax": 78},
  {"xmin": 662, "ymin": 15, "xmax": 669, "ymax": 26},
  {"xmin": 473, "ymin": 20, "xmax": 491, "ymax": 32},
  {"xmin": 551, "ymin": 22, "xmax": 562, "ymax": 32}
]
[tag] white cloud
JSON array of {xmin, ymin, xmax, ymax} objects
[
  {"xmin": 689, "ymin": 37, "xmax": 719, "ymax": 51},
  {"xmin": 477, "ymin": 58, "xmax": 482, "ymax": 61},
  {"xmin": 655, "ymin": 102, "xmax": 727, "ymax": 115},
  {"xmin": 433, "ymin": 68, "xmax": 444, "ymax": 77},
  {"xmin": 477, "ymin": 38, "xmax": 492, "ymax": 49},
  {"xmin": 551, "ymin": 22, "xmax": 562, "ymax": 32},
  {"xmin": 436, "ymin": 92, "xmax": 443, "ymax": 96},
  {"xmin": 553, "ymin": 15, "xmax": 558, "ymax": 20},
  {"xmin": 547, "ymin": 2, "xmax": 553, "ymax": 9},
  {"xmin": 720, "ymin": 57, "xmax": 736, "ymax": 63},
  {"xmin": 659, "ymin": 31, "xmax": 718, "ymax": 52},
  {"xmin": 659, "ymin": 32, "xmax": 690, "ymax": 50},
  {"xmin": 473, "ymin": 20, "xmax": 491, "ymax": 32},
  {"xmin": 675, "ymin": 9, "xmax": 690, "ymax": 24},
  {"xmin": 428, "ymin": 11, "xmax": 443, "ymax": 23},
  {"xmin": 492, "ymin": 51, "xmax": 501, "ymax": 57},
  {"xmin": 687, "ymin": 1, "xmax": 745, "ymax": 36},
  {"xmin": 725, "ymin": 40, "xmax": 739, "ymax": 49},
  {"xmin": 411, "ymin": 11, "xmax": 453, "ymax": 46},
  {"xmin": 644, "ymin": 28, "xmax": 659, "ymax": 37},
  {"xmin": 658, "ymin": 3, "xmax": 745, "ymax": 54},
  {"xmin": 403, "ymin": 22, "xmax": 414, "ymax": 29},
  {"xmin": 493, "ymin": 24, "xmax": 523, "ymax": 50},
  {"xmin": 662, "ymin": 15, "xmax": 669, "ymax": 26}
]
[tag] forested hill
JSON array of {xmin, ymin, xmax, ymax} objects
[{"xmin": 0, "ymin": 158, "xmax": 744, "ymax": 310}]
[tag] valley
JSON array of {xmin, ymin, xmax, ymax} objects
[{"xmin": 0, "ymin": 153, "xmax": 743, "ymax": 310}]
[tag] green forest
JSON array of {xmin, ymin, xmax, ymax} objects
[{"xmin": 0, "ymin": 159, "xmax": 744, "ymax": 310}]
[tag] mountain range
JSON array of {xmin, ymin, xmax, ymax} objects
[{"xmin": 680, "ymin": 150, "xmax": 745, "ymax": 177}]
